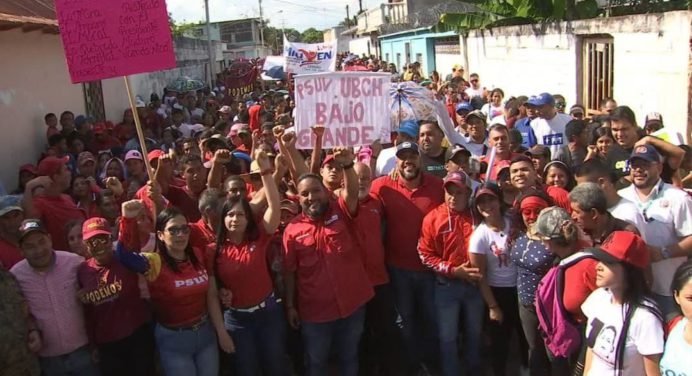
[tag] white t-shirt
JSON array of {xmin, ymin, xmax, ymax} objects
[
  {"xmin": 464, "ymin": 136, "xmax": 488, "ymax": 159},
  {"xmin": 481, "ymin": 103, "xmax": 504, "ymax": 123},
  {"xmin": 608, "ymin": 198, "xmax": 647, "ymax": 240},
  {"xmin": 582, "ymin": 288, "xmax": 664, "ymax": 376},
  {"xmin": 619, "ymin": 180, "xmax": 692, "ymax": 296},
  {"xmin": 465, "ymin": 86, "xmax": 484, "ymax": 99},
  {"xmin": 531, "ymin": 112, "xmax": 571, "ymax": 158},
  {"xmin": 375, "ymin": 147, "xmax": 397, "ymax": 177},
  {"xmin": 659, "ymin": 317, "xmax": 692, "ymax": 375},
  {"xmin": 469, "ymin": 217, "xmax": 516, "ymax": 287}
]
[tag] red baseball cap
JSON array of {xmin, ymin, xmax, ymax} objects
[
  {"xmin": 82, "ymin": 217, "xmax": 112, "ymax": 240},
  {"xmin": 587, "ymin": 231, "xmax": 649, "ymax": 269},
  {"xmin": 443, "ymin": 171, "xmax": 472, "ymax": 191},
  {"xmin": 147, "ymin": 149, "xmax": 166, "ymax": 162},
  {"xmin": 37, "ymin": 156, "xmax": 70, "ymax": 177},
  {"xmin": 92, "ymin": 122, "xmax": 107, "ymax": 134},
  {"xmin": 321, "ymin": 154, "xmax": 338, "ymax": 168}
]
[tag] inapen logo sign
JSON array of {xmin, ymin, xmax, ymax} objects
[{"xmin": 283, "ymin": 37, "xmax": 337, "ymax": 74}]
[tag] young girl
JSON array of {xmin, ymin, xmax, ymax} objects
[
  {"xmin": 659, "ymin": 259, "xmax": 692, "ymax": 374},
  {"xmin": 582, "ymin": 231, "xmax": 665, "ymax": 376}
]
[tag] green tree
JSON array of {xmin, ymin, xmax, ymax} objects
[
  {"xmin": 300, "ymin": 28, "xmax": 323, "ymax": 43},
  {"xmin": 436, "ymin": 0, "xmax": 600, "ymax": 32},
  {"xmin": 168, "ymin": 13, "xmax": 202, "ymax": 37}
]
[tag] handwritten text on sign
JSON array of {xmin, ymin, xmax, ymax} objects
[
  {"xmin": 294, "ymin": 73, "xmax": 391, "ymax": 149},
  {"xmin": 55, "ymin": 0, "xmax": 176, "ymax": 83}
]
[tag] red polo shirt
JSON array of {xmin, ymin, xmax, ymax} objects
[
  {"xmin": 189, "ymin": 218, "xmax": 216, "ymax": 250},
  {"xmin": 283, "ymin": 197, "xmax": 374, "ymax": 323},
  {"xmin": 418, "ymin": 204, "xmax": 475, "ymax": 277},
  {"xmin": 563, "ymin": 258, "xmax": 598, "ymax": 323},
  {"xmin": 206, "ymin": 229, "xmax": 274, "ymax": 308},
  {"xmin": 0, "ymin": 238, "xmax": 23, "ymax": 270},
  {"xmin": 165, "ymin": 185, "xmax": 201, "ymax": 222},
  {"xmin": 354, "ymin": 195, "xmax": 388, "ymax": 286},
  {"xmin": 370, "ymin": 173, "xmax": 444, "ymax": 272},
  {"xmin": 33, "ymin": 194, "xmax": 86, "ymax": 251}
]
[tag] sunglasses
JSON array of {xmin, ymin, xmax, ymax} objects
[{"xmin": 165, "ymin": 225, "xmax": 190, "ymax": 236}]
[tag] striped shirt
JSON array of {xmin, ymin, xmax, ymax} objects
[{"xmin": 11, "ymin": 251, "xmax": 88, "ymax": 357}]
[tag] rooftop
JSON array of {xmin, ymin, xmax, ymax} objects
[{"xmin": 0, "ymin": 0, "xmax": 58, "ymax": 33}]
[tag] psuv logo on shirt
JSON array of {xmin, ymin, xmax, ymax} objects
[
  {"xmin": 615, "ymin": 159, "xmax": 630, "ymax": 173},
  {"xmin": 174, "ymin": 270, "xmax": 209, "ymax": 288},
  {"xmin": 542, "ymin": 134, "xmax": 564, "ymax": 146}
]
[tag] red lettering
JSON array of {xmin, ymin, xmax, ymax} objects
[
  {"xmin": 296, "ymin": 82, "xmax": 305, "ymax": 100},
  {"xmin": 351, "ymin": 78, "xmax": 361, "ymax": 98},
  {"xmin": 297, "ymin": 129, "xmax": 313, "ymax": 148},
  {"xmin": 361, "ymin": 126, "xmax": 375, "ymax": 145},
  {"xmin": 329, "ymin": 104, "xmax": 343, "ymax": 123},
  {"xmin": 335, "ymin": 127, "xmax": 348, "ymax": 145}
]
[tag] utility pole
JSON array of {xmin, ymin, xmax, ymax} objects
[
  {"xmin": 204, "ymin": 0, "xmax": 213, "ymax": 88},
  {"xmin": 358, "ymin": 0, "xmax": 363, "ymax": 13},
  {"xmin": 258, "ymin": 0, "xmax": 265, "ymax": 56},
  {"xmin": 346, "ymin": 5, "xmax": 350, "ymax": 27}
]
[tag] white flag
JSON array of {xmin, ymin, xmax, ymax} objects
[{"xmin": 283, "ymin": 36, "xmax": 337, "ymax": 74}]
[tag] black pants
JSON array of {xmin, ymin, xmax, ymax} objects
[
  {"xmin": 518, "ymin": 303, "xmax": 551, "ymax": 376},
  {"xmin": 97, "ymin": 323, "xmax": 155, "ymax": 376},
  {"xmin": 359, "ymin": 283, "xmax": 406, "ymax": 376},
  {"xmin": 487, "ymin": 287, "xmax": 528, "ymax": 376}
]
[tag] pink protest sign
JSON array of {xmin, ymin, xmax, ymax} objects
[
  {"xmin": 293, "ymin": 72, "xmax": 391, "ymax": 149},
  {"xmin": 55, "ymin": 0, "xmax": 176, "ymax": 83}
]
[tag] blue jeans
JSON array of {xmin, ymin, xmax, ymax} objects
[
  {"xmin": 301, "ymin": 305, "xmax": 366, "ymax": 376},
  {"xmin": 224, "ymin": 294, "xmax": 288, "ymax": 376},
  {"xmin": 39, "ymin": 346, "xmax": 99, "ymax": 376},
  {"xmin": 653, "ymin": 293, "xmax": 681, "ymax": 322},
  {"xmin": 435, "ymin": 277, "xmax": 484, "ymax": 376},
  {"xmin": 388, "ymin": 266, "xmax": 438, "ymax": 369},
  {"xmin": 154, "ymin": 320, "xmax": 219, "ymax": 376}
]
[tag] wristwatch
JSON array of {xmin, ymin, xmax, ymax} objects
[{"xmin": 661, "ymin": 247, "xmax": 672, "ymax": 260}]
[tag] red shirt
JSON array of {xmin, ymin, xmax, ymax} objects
[
  {"xmin": 248, "ymin": 105, "xmax": 261, "ymax": 131},
  {"xmin": 354, "ymin": 195, "xmax": 388, "ymax": 286},
  {"xmin": 147, "ymin": 246, "xmax": 209, "ymax": 327},
  {"xmin": 283, "ymin": 197, "xmax": 374, "ymax": 323},
  {"xmin": 544, "ymin": 185, "xmax": 572, "ymax": 213},
  {"xmin": 563, "ymin": 258, "xmax": 597, "ymax": 323},
  {"xmin": 206, "ymin": 230, "xmax": 274, "ymax": 308},
  {"xmin": 0, "ymin": 237, "xmax": 23, "ymax": 270},
  {"xmin": 418, "ymin": 204, "xmax": 475, "ymax": 277},
  {"xmin": 189, "ymin": 218, "xmax": 216, "ymax": 251},
  {"xmin": 165, "ymin": 185, "xmax": 201, "ymax": 222},
  {"xmin": 370, "ymin": 173, "xmax": 444, "ymax": 272},
  {"xmin": 77, "ymin": 257, "xmax": 151, "ymax": 344},
  {"xmin": 33, "ymin": 194, "xmax": 86, "ymax": 251}
]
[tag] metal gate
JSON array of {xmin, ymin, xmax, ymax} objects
[
  {"xmin": 82, "ymin": 81, "xmax": 106, "ymax": 122},
  {"xmin": 581, "ymin": 37, "xmax": 614, "ymax": 115}
]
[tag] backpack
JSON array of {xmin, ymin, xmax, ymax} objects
[{"xmin": 535, "ymin": 251, "xmax": 594, "ymax": 358}]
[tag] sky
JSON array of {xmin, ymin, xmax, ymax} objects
[{"xmin": 167, "ymin": 0, "xmax": 376, "ymax": 32}]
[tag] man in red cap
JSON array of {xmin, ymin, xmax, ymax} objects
[
  {"xmin": 418, "ymin": 171, "xmax": 483, "ymax": 376},
  {"xmin": 320, "ymin": 155, "xmax": 343, "ymax": 193},
  {"xmin": 0, "ymin": 195, "xmax": 25, "ymax": 269},
  {"xmin": 22, "ymin": 156, "xmax": 85, "ymax": 251},
  {"xmin": 77, "ymin": 217, "xmax": 154, "ymax": 376},
  {"xmin": 88, "ymin": 122, "xmax": 121, "ymax": 154}
]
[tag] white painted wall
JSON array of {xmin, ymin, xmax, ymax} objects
[
  {"xmin": 461, "ymin": 10, "xmax": 691, "ymax": 142},
  {"xmin": 434, "ymin": 53, "xmax": 461, "ymax": 78},
  {"xmin": 349, "ymin": 36, "xmax": 372, "ymax": 56},
  {"xmin": 0, "ymin": 29, "xmax": 86, "ymax": 191}
]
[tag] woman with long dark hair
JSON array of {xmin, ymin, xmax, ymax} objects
[
  {"xmin": 118, "ymin": 202, "xmax": 233, "ymax": 376},
  {"xmin": 469, "ymin": 183, "xmax": 528, "ymax": 375},
  {"xmin": 582, "ymin": 231, "xmax": 664, "ymax": 376},
  {"xmin": 207, "ymin": 151, "xmax": 287, "ymax": 376},
  {"xmin": 543, "ymin": 161, "xmax": 576, "ymax": 191},
  {"xmin": 507, "ymin": 189, "xmax": 555, "ymax": 374}
]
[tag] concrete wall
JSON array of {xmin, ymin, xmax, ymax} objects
[
  {"xmin": 349, "ymin": 36, "xmax": 372, "ymax": 56},
  {"xmin": 461, "ymin": 10, "xmax": 691, "ymax": 142},
  {"xmin": 0, "ymin": 28, "xmax": 86, "ymax": 190}
]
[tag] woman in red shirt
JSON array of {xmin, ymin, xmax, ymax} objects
[
  {"xmin": 118, "ymin": 202, "xmax": 234, "ymax": 376},
  {"xmin": 207, "ymin": 151, "xmax": 287, "ymax": 376}
]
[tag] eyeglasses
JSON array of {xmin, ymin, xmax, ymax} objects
[
  {"xmin": 470, "ymin": 79, "xmax": 478, "ymax": 83},
  {"xmin": 165, "ymin": 225, "xmax": 190, "ymax": 236}
]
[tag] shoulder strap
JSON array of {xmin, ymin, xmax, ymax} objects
[{"xmin": 558, "ymin": 251, "xmax": 594, "ymax": 268}]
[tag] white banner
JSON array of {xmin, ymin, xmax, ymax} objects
[
  {"xmin": 294, "ymin": 72, "xmax": 391, "ymax": 149},
  {"xmin": 283, "ymin": 36, "xmax": 337, "ymax": 74}
]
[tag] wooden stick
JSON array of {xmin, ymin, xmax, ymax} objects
[{"xmin": 123, "ymin": 76, "xmax": 154, "ymax": 181}]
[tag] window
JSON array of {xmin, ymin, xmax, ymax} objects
[
  {"xmin": 385, "ymin": 53, "xmax": 390, "ymax": 62},
  {"xmin": 396, "ymin": 53, "xmax": 401, "ymax": 70},
  {"xmin": 404, "ymin": 42, "xmax": 411, "ymax": 64},
  {"xmin": 416, "ymin": 53, "xmax": 423, "ymax": 65}
]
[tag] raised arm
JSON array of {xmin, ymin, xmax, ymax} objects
[
  {"xmin": 636, "ymin": 135, "xmax": 686, "ymax": 170},
  {"xmin": 309, "ymin": 125, "xmax": 325, "ymax": 174},
  {"xmin": 255, "ymin": 151, "xmax": 281, "ymax": 234},
  {"xmin": 207, "ymin": 149, "xmax": 233, "ymax": 190},
  {"xmin": 333, "ymin": 148, "xmax": 358, "ymax": 216},
  {"xmin": 22, "ymin": 176, "xmax": 53, "ymax": 219}
]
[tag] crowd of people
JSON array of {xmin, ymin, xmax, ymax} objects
[{"xmin": 1, "ymin": 56, "xmax": 692, "ymax": 376}]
